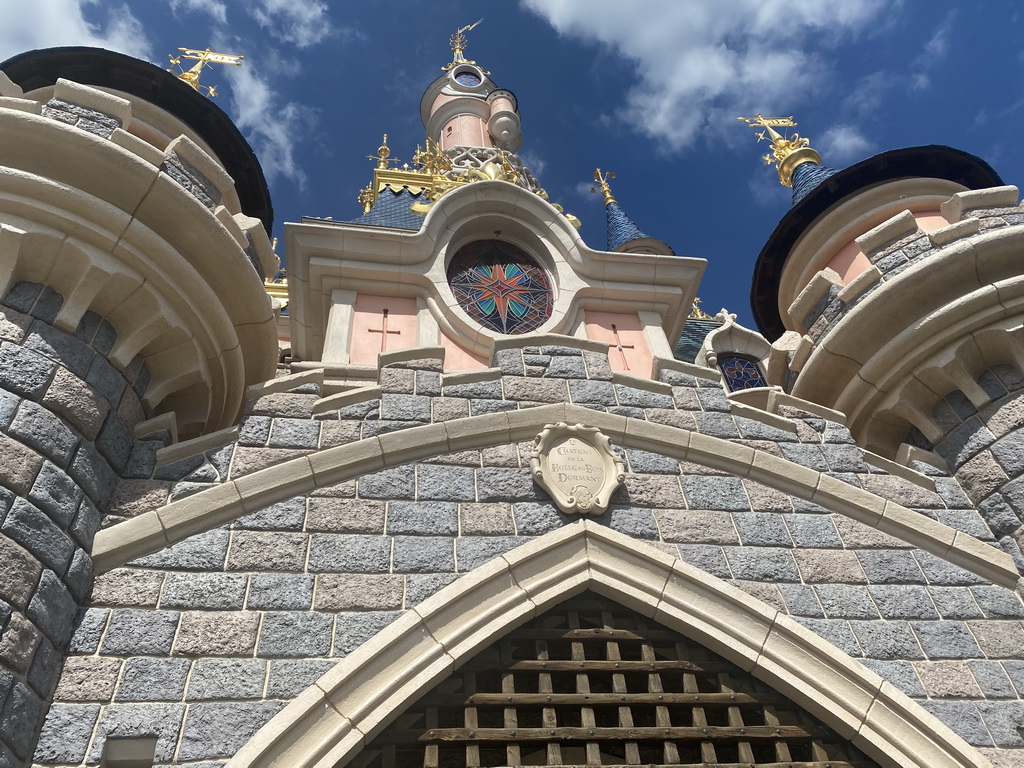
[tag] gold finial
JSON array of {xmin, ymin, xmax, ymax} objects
[
  {"xmin": 442, "ymin": 19, "xmax": 485, "ymax": 72},
  {"xmin": 167, "ymin": 47, "xmax": 243, "ymax": 98},
  {"xmin": 736, "ymin": 114, "xmax": 822, "ymax": 188},
  {"xmin": 590, "ymin": 168, "xmax": 617, "ymax": 205},
  {"xmin": 357, "ymin": 184, "xmax": 375, "ymax": 213},
  {"xmin": 689, "ymin": 298, "xmax": 713, "ymax": 320},
  {"xmin": 368, "ymin": 134, "xmax": 398, "ymax": 170}
]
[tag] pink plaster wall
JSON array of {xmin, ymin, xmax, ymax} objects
[
  {"xmin": 441, "ymin": 114, "xmax": 491, "ymax": 150},
  {"xmin": 441, "ymin": 333, "xmax": 490, "ymax": 371},
  {"xmin": 824, "ymin": 210, "xmax": 947, "ymax": 284},
  {"xmin": 349, "ymin": 294, "xmax": 418, "ymax": 365},
  {"xmin": 584, "ymin": 310, "xmax": 652, "ymax": 377}
]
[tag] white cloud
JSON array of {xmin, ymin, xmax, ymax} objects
[
  {"xmin": 248, "ymin": 0, "xmax": 335, "ymax": 48},
  {"xmin": 223, "ymin": 61, "xmax": 313, "ymax": 188},
  {"xmin": 818, "ymin": 124, "xmax": 873, "ymax": 164},
  {"xmin": 520, "ymin": 0, "xmax": 888, "ymax": 152},
  {"xmin": 0, "ymin": 0, "xmax": 152, "ymax": 61},
  {"xmin": 169, "ymin": 0, "xmax": 228, "ymax": 25},
  {"xmin": 909, "ymin": 12, "xmax": 953, "ymax": 90}
]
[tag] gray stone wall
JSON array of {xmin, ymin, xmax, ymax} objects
[
  {"xmin": 41, "ymin": 99, "xmax": 121, "ymax": 140},
  {"xmin": 0, "ymin": 284, "xmax": 158, "ymax": 768},
  {"xmin": 31, "ymin": 344, "xmax": 1024, "ymax": 766}
]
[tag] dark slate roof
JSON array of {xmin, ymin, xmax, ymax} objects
[
  {"xmin": 346, "ymin": 187, "xmax": 425, "ymax": 230},
  {"xmin": 606, "ymin": 200, "xmax": 649, "ymax": 251},
  {"xmin": 791, "ymin": 162, "xmax": 839, "ymax": 206},
  {"xmin": 673, "ymin": 318, "xmax": 723, "ymax": 363}
]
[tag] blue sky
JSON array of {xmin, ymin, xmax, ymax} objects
[{"xmin": 1, "ymin": 0, "xmax": 1022, "ymax": 329}]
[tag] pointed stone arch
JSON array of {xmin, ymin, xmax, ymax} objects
[{"xmin": 228, "ymin": 522, "xmax": 989, "ymax": 768}]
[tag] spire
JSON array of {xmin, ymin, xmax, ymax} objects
[
  {"xmin": 736, "ymin": 114, "xmax": 839, "ymax": 205},
  {"xmin": 442, "ymin": 19, "xmax": 487, "ymax": 73},
  {"xmin": 591, "ymin": 169, "xmax": 673, "ymax": 254}
]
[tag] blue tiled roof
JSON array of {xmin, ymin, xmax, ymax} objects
[
  {"xmin": 606, "ymin": 200, "xmax": 650, "ymax": 251},
  {"xmin": 792, "ymin": 162, "xmax": 839, "ymax": 206},
  {"xmin": 346, "ymin": 187, "xmax": 425, "ymax": 230},
  {"xmin": 673, "ymin": 318, "xmax": 723, "ymax": 363}
]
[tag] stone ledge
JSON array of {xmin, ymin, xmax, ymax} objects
[
  {"xmin": 163, "ymin": 135, "xmax": 236, "ymax": 209},
  {"xmin": 855, "ymin": 210, "xmax": 920, "ymax": 256},
  {"xmin": 768, "ymin": 391, "xmax": 847, "ymax": 425},
  {"xmin": 940, "ymin": 185, "xmax": 1020, "ymax": 224},
  {"xmin": 728, "ymin": 398, "xmax": 799, "ymax": 435},
  {"xmin": 133, "ymin": 412, "xmax": 177, "ymax": 443},
  {"xmin": 788, "ymin": 268, "xmax": 843, "ymax": 332},
  {"xmin": 155, "ymin": 424, "xmax": 238, "ymax": 468},
  {"xmin": 109, "ymin": 127, "xmax": 165, "ymax": 167},
  {"xmin": 0, "ymin": 96, "xmax": 41, "ymax": 115},
  {"xmin": 313, "ymin": 385, "xmax": 382, "ymax": 415},
  {"xmin": 928, "ymin": 218, "xmax": 981, "ymax": 247},
  {"xmin": 246, "ymin": 369, "xmax": 324, "ymax": 401},
  {"xmin": 441, "ymin": 367, "xmax": 501, "ymax": 387},
  {"xmin": 862, "ymin": 449, "xmax": 936, "ymax": 491},
  {"xmin": 790, "ymin": 335, "xmax": 814, "ymax": 373},
  {"xmin": 611, "ymin": 371, "xmax": 673, "ymax": 396},
  {"xmin": 896, "ymin": 443, "xmax": 950, "ymax": 474},
  {"xmin": 838, "ymin": 266, "xmax": 882, "ymax": 305},
  {"xmin": 651, "ymin": 356, "xmax": 721, "ymax": 384},
  {"xmin": 379, "ymin": 345, "xmax": 445, "ymax": 368},
  {"xmin": 492, "ymin": 333, "xmax": 607, "ymax": 355},
  {"xmin": 53, "ymin": 78, "xmax": 132, "ymax": 127}
]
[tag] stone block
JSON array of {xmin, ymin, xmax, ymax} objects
[
  {"xmin": 357, "ymin": 466, "xmax": 416, "ymax": 499},
  {"xmin": 160, "ymin": 572, "xmax": 248, "ymax": 610},
  {"xmin": 0, "ymin": 679, "xmax": 43, "ymax": 759},
  {"xmin": 392, "ymin": 535, "xmax": 455, "ymax": 573},
  {"xmin": 378, "ymin": 367, "xmax": 415, "ymax": 394},
  {"xmin": 656, "ymin": 509, "xmax": 737, "ymax": 544},
  {"xmin": 106, "ymin": 478, "xmax": 170, "ymax": 519},
  {"xmin": 318, "ymin": 421, "xmax": 362, "ymax": 450},
  {"xmin": 832, "ymin": 516, "xmax": 909, "ymax": 549},
  {"xmin": 68, "ymin": 439, "xmax": 117, "ymax": 505},
  {"xmin": 913, "ymin": 620, "xmax": 983, "ymax": 659},
  {"xmin": 186, "ymin": 658, "xmax": 267, "ymax": 701},
  {"xmin": 459, "ymin": 502, "xmax": 514, "ymax": 535},
  {"xmin": 624, "ymin": 448, "xmax": 679, "ymax": 475},
  {"xmin": 33, "ymin": 703, "xmax": 100, "ymax": 764},
  {"xmin": 305, "ymin": 497, "xmax": 384, "ymax": 533},
  {"xmin": 308, "ymin": 533, "xmax": 391, "ymax": 573},
  {"xmin": 266, "ymin": 658, "xmax": 335, "ymax": 697},
  {"xmin": 27, "ymin": 633, "xmax": 61, "ymax": 697},
  {"xmin": 778, "ymin": 443, "xmax": 829, "ymax": 471},
  {"xmin": 676, "ymin": 544, "xmax": 732, "ymax": 578},
  {"xmin": 856, "ymin": 550, "xmax": 926, "ymax": 584},
  {"xmin": 247, "ymin": 391, "xmax": 317, "ymax": 418},
  {"xmin": 957, "ymin": 449, "xmax": 1010, "ymax": 504},
  {"xmin": 976, "ymin": 700, "xmax": 1024, "ymax": 747},
  {"xmin": 229, "ymin": 446, "xmax": 310, "ymax": 478},
  {"xmin": 431, "ymin": 396, "xmax": 470, "ymax": 422},
  {"xmin": 245, "ymin": 573, "xmax": 313, "ymax": 610},
  {"xmin": 0, "ymin": 306, "xmax": 30, "ymax": 344},
  {"xmin": 783, "ymin": 513, "xmax": 842, "ymax": 547},
  {"xmin": 1, "ymin": 497, "xmax": 75, "ymax": 575},
  {"xmin": 237, "ymin": 415, "xmax": 271, "ymax": 446},
  {"xmin": 87, "ymin": 702, "xmax": 186, "ymax": 762},
  {"xmin": 970, "ymin": 585, "xmax": 1024, "ymax": 618},
  {"xmin": 66, "ymin": 607, "xmax": 108, "ymax": 654},
  {"xmin": 25, "ymin": 321, "xmax": 94, "ymax": 378},
  {"xmin": 102, "ymin": 609, "xmax": 179, "ymax": 655},
  {"xmin": 131, "ymin": 528, "xmax": 229, "ymax": 570},
  {"xmin": 733, "ymin": 512, "xmax": 793, "ymax": 547},
  {"xmin": 481, "ymin": 443, "xmax": 519, "ymax": 467},
  {"xmin": 913, "ymin": 550, "xmax": 987, "ymax": 585},
  {"xmin": 0, "ymin": 610, "xmax": 40, "ymax": 675},
  {"xmin": 231, "ymin": 496, "xmax": 304, "ymax": 531},
  {"xmin": 153, "ymin": 453, "xmax": 205, "ymax": 482},
  {"xmin": 567, "ymin": 379, "xmax": 616, "ymax": 406},
  {"xmin": 85, "ymin": 354, "xmax": 126, "ymax": 405},
  {"xmin": 116, "ymin": 657, "xmax": 190, "ymax": 701},
  {"xmin": 333, "ymin": 610, "xmax": 401, "ymax": 656},
  {"xmin": 386, "ymin": 500, "xmax": 457, "ymax": 535},
  {"xmin": 406, "ymin": 573, "xmax": 460, "ymax": 605},
  {"xmin": 681, "ymin": 475, "xmax": 748, "ymax": 511},
  {"xmin": 813, "ymin": 584, "xmax": 879, "ymax": 619},
  {"xmin": 724, "ymin": 547, "xmax": 800, "ymax": 582},
  {"xmin": 918, "ymin": 701, "xmax": 992, "ymax": 747},
  {"xmin": 257, "ymin": 611, "xmax": 333, "ymax": 657},
  {"xmin": 791, "ymin": 617, "xmax": 862, "ymax": 657},
  {"xmin": 26, "ymin": 567, "xmax": 76, "ymax": 644},
  {"xmin": 314, "ymin": 573, "xmax": 404, "ymax": 611},
  {"xmin": 415, "ymin": 464, "xmax": 476, "ymax": 502},
  {"xmin": 268, "ymin": 417, "xmax": 321, "ymax": 449},
  {"xmin": 511, "ymin": 502, "xmax": 566, "ymax": 535},
  {"xmin": 859, "ymin": 659, "xmax": 925, "ymax": 697},
  {"xmin": 929, "ymin": 586, "xmax": 985, "ymax": 619},
  {"xmin": 968, "ymin": 620, "xmax": 1024, "ymax": 658},
  {"xmin": 850, "ymin": 620, "xmax": 923, "ymax": 660},
  {"xmin": 456, "ymin": 536, "xmax": 521, "ymax": 571},
  {"xmin": 867, "ymin": 585, "xmax": 938, "ymax": 619},
  {"xmin": 42, "ymin": 367, "xmax": 109, "ymax": 440},
  {"xmin": 226, "ymin": 530, "xmax": 308, "ymax": 571},
  {"xmin": 475, "ymin": 466, "xmax": 536, "ymax": 502},
  {"xmin": 55, "ymin": 655, "xmax": 122, "ymax": 701},
  {"xmin": 379, "ymin": 393, "xmax": 431, "ymax": 421},
  {"xmin": 0, "ymin": 342, "xmax": 56, "ymax": 398},
  {"xmin": 793, "ymin": 549, "xmax": 866, "ymax": 583},
  {"xmin": 969, "ymin": 660, "xmax": 1018, "ymax": 698},
  {"xmin": 622, "ymin": 475, "xmax": 684, "ymax": 509},
  {"xmin": 173, "ymin": 611, "xmax": 259, "ymax": 657},
  {"xmin": 176, "ymin": 700, "xmax": 285, "ymax": 760},
  {"xmin": 502, "ymin": 376, "xmax": 569, "ymax": 403},
  {"xmin": 9, "ymin": 399, "xmax": 79, "ymax": 468},
  {"xmin": 0, "ymin": 536, "xmax": 42, "ymax": 610},
  {"xmin": 777, "ymin": 584, "xmax": 824, "ymax": 617},
  {"xmin": 606, "ymin": 506, "xmax": 660, "ymax": 539}
]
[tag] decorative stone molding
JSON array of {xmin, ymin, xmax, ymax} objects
[
  {"xmin": 940, "ymin": 185, "xmax": 1020, "ymax": 224},
  {"xmin": 530, "ymin": 422, "xmax": 624, "ymax": 514},
  {"xmin": 227, "ymin": 522, "xmax": 993, "ymax": 768}
]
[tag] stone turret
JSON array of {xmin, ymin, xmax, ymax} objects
[{"xmin": 0, "ymin": 47, "xmax": 276, "ymax": 765}]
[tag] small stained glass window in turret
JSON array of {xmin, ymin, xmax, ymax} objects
[
  {"xmin": 455, "ymin": 71, "xmax": 481, "ymax": 87},
  {"xmin": 718, "ymin": 354, "xmax": 768, "ymax": 391},
  {"xmin": 448, "ymin": 240, "xmax": 553, "ymax": 334}
]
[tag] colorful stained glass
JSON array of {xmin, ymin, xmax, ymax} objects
[
  {"xmin": 447, "ymin": 240, "xmax": 553, "ymax": 334},
  {"xmin": 455, "ymin": 71, "xmax": 481, "ymax": 87},
  {"xmin": 718, "ymin": 354, "xmax": 768, "ymax": 391}
]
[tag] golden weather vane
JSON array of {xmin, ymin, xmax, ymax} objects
[
  {"xmin": 167, "ymin": 47, "xmax": 243, "ymax": 98},
  {"xmin": 367, "ymin": 134, "xmax": 399, "ymax": 170},
  {"xmin": 736, "ymin": 114, "xmax": 821, "ymax": 188},
  {"xmin": 442, "ymin": 18, "xmax": 487, "ymax": 72},
  {"xmin": 590, "ymin": 168, "xmax": 617, "ymax": 205}
]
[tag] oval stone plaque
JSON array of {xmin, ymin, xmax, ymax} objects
[{"xmin": 530, "ymin": 423, "xmax": 625, "ymax": 515}]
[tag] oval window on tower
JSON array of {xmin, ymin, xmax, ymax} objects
[{"xmin": 447, "ymin": 240, "xmax": 553, "ymax": 334}]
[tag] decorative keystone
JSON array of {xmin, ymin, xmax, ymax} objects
[{"xmin": 530, "ymin": 422, "xmax": 625, "ymax": 515}]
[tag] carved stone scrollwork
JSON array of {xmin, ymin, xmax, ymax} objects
[
  {"xmin": 530, "ymin": 422, "xmax": 625, "ymax": 515},
  {"xmin": 444, "ymin": 146, "xmax": 541, "ymax": 192}
]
